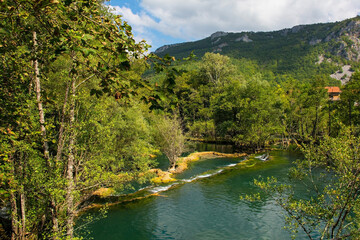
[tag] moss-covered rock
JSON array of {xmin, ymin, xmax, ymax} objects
[
  {"xmin": 92, "ymin": 187, "xmax": 115, "ymax": 198},
  {"xmin": 150, "ymin": 169, "xmax": 176, "ymax": 183}
]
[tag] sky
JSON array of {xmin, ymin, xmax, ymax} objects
[{"xmin": 107, "ymin": 0, "xmax": 360, "ymax": 51}]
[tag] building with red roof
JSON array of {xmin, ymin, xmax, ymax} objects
[{"xmin": 325, "ymin": 86, "xmax": 341, "ymax": 101}]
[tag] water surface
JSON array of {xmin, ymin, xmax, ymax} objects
[{"xmin": 77, "ymin": 150, "xmax": 307, "ymax": 239}]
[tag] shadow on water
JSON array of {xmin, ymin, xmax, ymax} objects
[{"xmin": 191, "ymin": 142, "xmax": 234, "ymax": 153}]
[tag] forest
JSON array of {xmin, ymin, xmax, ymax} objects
[{"xmin": 1, "ymin": 0, "xmax": 360, "ymax": 239}]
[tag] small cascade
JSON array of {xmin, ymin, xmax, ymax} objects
[
  {"xmin": 181, "ymin": 169, "xmax": 224, "ymax": 183},
  {"xmin": 146, "ymin": 160, "xmax": 242, "ymax": 194},
  {"xmin": 148, "ymin": 183, "xmax": 179, "ymax": 194},
  {"xmin": 255, "ymin": 153, "xmax": 269, "ymax": 161}
]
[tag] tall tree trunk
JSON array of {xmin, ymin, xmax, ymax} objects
[
  {"xmin": 66, "ymin": 53, "xmax": 77, "ymax": 238},
  {"xmin": 10, "ymin": 191, "xmax": 18, "ymax": 240},
  {"xmin": 20, "ymin": 188, "xmax": 26, "ymax": 240},
  {"xmin": 328, "ymin": 101, "xmax": 331, "ymax": 136},
  {"xmin": 33, "ymin": 31, "xmax": 59, "ymax": 238},
  {"xmin": 19, "ymin": 159, "xmax": 26, "ymax": 240},
  {"xmin": 9, "ymin": 155, "xmax": 19, "ymax": 240},
  {"xmin": 348, "ymin": 99, "xmax": 352, "ymax": 127},
  {"xmin": 312, "ymin": 105, "xmax": 319, "ymax": 140},
  {"xmin": 33, "ymin": 31, "xmax": 50, "ymax": 162},
  {"xmin": 56, "ymin": 81, "xmax": 70, "ymax": 163}
]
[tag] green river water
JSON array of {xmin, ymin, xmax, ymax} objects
[{"xmin": 77, "ymin": 149, "xmax": 309, "ymax": 239}]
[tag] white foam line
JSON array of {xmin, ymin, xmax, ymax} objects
[
  {"xmin": 138, "ymin": 186, "xmax": 148, "ymax": 191},
  {"xmin": 149, "ymin": 167, "xmax": 230, "ymax": 194},
  {"xmin": 148, "ymin": 185, "xmax": 172, "ymax": 194},
  {"xmin": 148, "ymin": 183, "xmax": 180, "ymax": 194},
  {"xmin": 182, "ymin": 169, "xmax": 224, "ymax": 183},
  {"xmin": 225, "ymin": 163, "xmax": 237, "ymax": 167}
]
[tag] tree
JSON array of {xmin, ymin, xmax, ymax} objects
[
  {"xmin": 1, "ymin": 0, "xmax": 152, "ymax": 239},
  {"xmin": 338, "ymin": 71, "xmax": 360, "ymax": 131},
  {"xmin": 154, "ymin": 115, "xmax": 186, "ymax": 171},
  {"xmin": 200, "ymin": 52, "xmax": 234, "ymax": 87},
  {"xmin": 280, "ymin": 78, "xmax": 329, "ymax": 143},
  {"xmin": 249, "ymin": 128, "xmax": 360, "ymax": 239},
  {"xmin": 212, "ymin": 75, "xmax": 282, "ymax": 149}
]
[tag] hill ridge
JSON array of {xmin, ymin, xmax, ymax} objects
[{"xmin": 154, "ymin": 16, "xmax": 360, "ymax": 64}]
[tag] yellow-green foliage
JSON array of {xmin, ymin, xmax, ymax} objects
[
  {"xmin": 150, "ymin": 169, "xmax": 176, "ymax": 184},
  {"xmin": 92, "ymin": 188, "xmax": 115, "ymax": 198},
  {"xmin": 151, "ymin": 176, "xmax": 176, "ymax": 184}
]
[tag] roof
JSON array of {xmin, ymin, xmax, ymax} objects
[{"xmin": 325, "ymin": 86, "xmax": 341, "ymax": 93}]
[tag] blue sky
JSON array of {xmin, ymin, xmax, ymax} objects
[
  {"xmin": 107, "ymin": 0, "xmax": 185, "ymax": 51},
  {"xmin": 107, "ymin": 0, "xmax": 360, "ymax": 51}
]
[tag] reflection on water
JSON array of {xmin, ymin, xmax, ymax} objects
[
  {"xmin": 193, "ymin": 142, "xmax": 234, "ymax": 153},
  {"xmin": 77, "ymin": 150, "xmax": 307, "ymax": 240}
]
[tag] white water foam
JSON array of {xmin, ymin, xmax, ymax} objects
[
  {"xmin": 138, "ymin": 186, "xmax": 148, "ymax": 191},
  {"xmin": 182, "ymin": 169, "xmax": 224, "ymax": 183},
  {"xmin": 148, "ymin": 164, "xmax": 237, "ymax": 194},
  {"xmin": 255, "ymin": 153, "xmax": 269, "ymax": 161},
  {"xmin": 225, "ymin": 163, "xmax": 237, "ymax": 167},
  {"xmin": 148, "ymin": 183, "xmax": 178, "ymax": 194}
]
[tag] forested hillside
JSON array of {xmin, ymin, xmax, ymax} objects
[{"xmin": 155, "ymin": 16, "xmax": 360, "ymax": 80}]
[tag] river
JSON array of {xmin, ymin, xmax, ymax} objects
[{"xmin": 77, "ymin": 149, "xmax": 308, "ymax": 239}]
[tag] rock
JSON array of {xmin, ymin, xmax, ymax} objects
[
  {"xmin": 291, "ymin": 25, "xmax": 304, "ymax": 33},
  {"xmin": 330, "ymin": 65, "xmax": 354, "ymax": 84},
  {"xmin": 210, "ymin": 31, "xmax": 228, "ymax": 40},
  {"xmin": 309, "ymin": 39, "xmax": 322, "ymax": 45},
  {"xmin": 154, "ymin": 43, "xmax": 183, "ymax": 54},
  {"xmin": 235, "ymin": 34, "xmax": 253, "ymax": 43}
]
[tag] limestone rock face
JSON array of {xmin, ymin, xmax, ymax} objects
[
  {"xmin": 326, "ymin": 20, "xmax": 360, "ymax": 62},
  {"xmin": 235, "ymin": 34, "xmax": 253, "ymax": 43},
  {"xmin": 210, "ymin": 31, "xmax": 228, "ymax": 40},
  {"xmin": 155, "ymin": 43, "xmax": 183, "ymax": 54}
]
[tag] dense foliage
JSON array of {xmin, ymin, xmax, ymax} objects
[
  {"xmin": 251, "ymin": 128, "xmax": 360, "ymax": 239},
  {"xmin": 1, "ymin": 1, "xmax": 360, "ymax": 239},
  {"xmin": 153, "ymin": 52, "xmax": 359, "ymax": 149},
  {"xmin": 0, "ymin": 1, "xmax": 164, "ymax": 239}
]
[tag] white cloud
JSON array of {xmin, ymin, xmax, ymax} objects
[
  {"xmin": 110, "ymin": 6, "xmax": 157, "ymax": 34},
  {"xmin": 111, "ymin": 0, "xmax": 360, "ymax": 48},
  {"xmin": 110, "ymin": 6, "xmax": 158, "ymax": 49},
  {"xmin": 143, "ymin": 0, "xmax": 359, "ymax": 37}
]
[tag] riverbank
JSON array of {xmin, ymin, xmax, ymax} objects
[
  {"xmin": 83, "ymin": 151, "xmax": 248, "ymax": 212},
  {"xmin": 77, "ymin": 149, "xmax": 284, "ymax": 218}
]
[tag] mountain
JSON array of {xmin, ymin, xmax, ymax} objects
[{"xmin": 154, "ymin": 16, "xmax": 360, "ymax": 82}]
